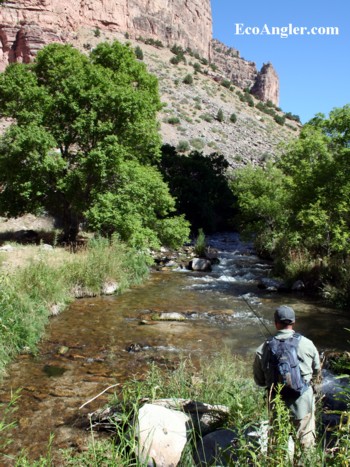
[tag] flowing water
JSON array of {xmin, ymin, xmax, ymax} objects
[{"xmin": 1, "ymin": 233, "xmax": 350, "ymax": 464}]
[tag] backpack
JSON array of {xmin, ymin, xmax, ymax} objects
[{"xmin": 267, "ymin": 333, "xmax": 308, "ymax": 398}]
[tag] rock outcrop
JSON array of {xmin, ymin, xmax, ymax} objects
[
  {"xmin": 0, "ymin": 0, "xmax": 212, "ymax": 71},
  {"xmin": 211, "ymin": 39, "xmax": 280, "ymax": 106},
  {"xmin": 250, "ymin": 62, "xmax": 280, "ymax": 106}
]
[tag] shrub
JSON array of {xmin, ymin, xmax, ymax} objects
[
  {"xmin": 167, "ymin": 116, "xmax": 180, "ymax": 125},
  {"xmin": 176, "ymin": 140, "xmax": 190, "ymax": 152},
  {"xmin": 216, "ymin": 108, "xmax": 225, "ymax": 122},
  {"xmin": 230, "ymin": 112, "xmax": 237, "ymax": 123},
  {"xmin": 134, "ymin": 45, "xmax": 143, "ymax": 60},
  {"xmin": 93, "ymin": 27, "xmax": 101, "ymax": 38},
  {"xmin": 221, "ymin": 79, "xmax": 231, "ymax": 89},
  {"xmin": 170, "ymin": 55, "xmax": 180, "ymax": 65},
  {"xmin": 274, "ymin": 114, "xmax": 286, "ymax": 125},
  {"xmin": 194, "ymin": 228, "xmax": 206, "ymax": 256},
  {"xmin": 199, "ymin": 113, "xmax": 213, "ymax": 123},
  {"xmin": 183, "ymin": 74, "xmax": 193, "ymax": 85},
  {"xmin": 193, "ymin": 62, "xmax": 201, "ymax": 73},
  {"xmin": 190, "ymin": 138, "xmax": 205, "ymax": 150}
]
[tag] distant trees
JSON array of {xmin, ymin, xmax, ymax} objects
[
  {"xmin": 159, "ymin": 145, "xmax": 236, "ymax": 233},
  {"xmin": 0, "ymin": 41, "xmax": 190, "ymax": 248}
]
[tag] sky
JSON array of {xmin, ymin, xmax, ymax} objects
[{"xmin": 210, "ymin": 0, "xmax": 349, "ymax": 123}]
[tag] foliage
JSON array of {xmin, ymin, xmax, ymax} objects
[
  {"xmin": 134, "ymin": 45, "xmax": 143, "ymax": 60},
  {"xmin": 0, "ymin": 41, "xmax": 188, "ymax": 248},
  {"xmin": 176, "ymin": 140, "xmax": 190, "ymax": 153},
  {"xmin": 231, "ymin": 162, "xmax": 291, "ymax": 256},
  {"xmin": 216, "ymin": 108, "xmax": 225, "ymax": 122},
  {"xmin": 194, "ymin": 228, "xmax": 206, "ymax": 257},
  {"xmin": 160, "ymin": 145, "xmax": 236, "ymax": 232},
  {"xmin": 230, "ymin": 112, "xmax": 237, "ymax": 123},
  {"xmin": 183, "ymin": 73, "xmax": 193, "ymax": 85},
  {"xmin": 231, "ymin": 104, "xmax": 350, "ymax": 305}
]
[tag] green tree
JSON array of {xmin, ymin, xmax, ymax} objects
[
  {"xmin": 0, "ymin": 42, "xmax": 189, "ymax": 247},
  {"xmin": 231, "ymin": 163, "xmax": 291, "ymax": 255},
  {"xmin": 160, "ymin": 145, "xmax": 236, "ymax": 232}
]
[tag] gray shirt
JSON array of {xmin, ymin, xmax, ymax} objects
[{"xmin": 253, "ymin": 329, "xmax": 321, "ymax": 419}]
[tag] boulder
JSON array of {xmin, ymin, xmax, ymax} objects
[
  {"xmin": 188, "ymin": 258, "xmax": 212, "ymax": 272},
  {"xmin": 193, "ymin": 428, "xmax": 238, "ymax": 466},
  {"xmin": 136, "ymin": 403, "xmax": 190, "ymax": 467}
]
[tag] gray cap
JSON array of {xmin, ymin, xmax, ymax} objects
[{"xmin": 274, "ymin": 305, "xmax": 295, "ymax": 323}]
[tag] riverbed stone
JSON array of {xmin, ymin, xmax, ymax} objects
[
  {"xmin": 188, "ymin": 258, "xmax": 212, "ymax": 272},
  {"xmin": 136, "ymin": 403, "xmax": 190, "ymax": 467},
  {"xmin": 102, "ymin": 280, "xmax": 119, "ymax": 295},
  {"xmin": 158, "ymin": 312, "xmax": 185, "ymax": 321}
]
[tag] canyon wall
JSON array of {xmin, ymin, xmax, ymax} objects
[
  {"xmin": 0, "ymin": 1, "xmax": 279, "ymax": 105},
  {"xmin": 0, "ymin": 0, "xmax": 212, "ymax": 69}
]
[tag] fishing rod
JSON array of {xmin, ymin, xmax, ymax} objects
[{"xmin": 241, "ymin": 295, "xmax": 272, "ymax": 339}]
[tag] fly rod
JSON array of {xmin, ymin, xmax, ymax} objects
[{"xmin": 241, "ymin": 295, "xmax": 272, "ymax": 338}]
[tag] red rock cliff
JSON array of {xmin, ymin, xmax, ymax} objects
[{"xmin": 0, "ymin": 0, "xmax": 212, "ymax": 69}]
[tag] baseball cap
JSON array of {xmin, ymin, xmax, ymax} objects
[{"xmin": 274, "ymin": 305, "xmax": 295, "ymax": 323}]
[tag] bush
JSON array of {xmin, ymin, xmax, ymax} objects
[
  {"xmin": 193, "ymin": 62, "xmax": 201, "ymax": 73},
  {"xmin": 199, "ymin": 113, "xmax": 213, "ymax": 123},
  {"xmin": 230, "ymin": 112, "xmax": 237, "ymax": 123},
  {"xmin": 93, "ymin": 27, "xmax": 101, "ymax": 38},
  {"xmin": 176, "ymin": 140, "xmax": 190, "ymax": 152},
  {"xmin": 221, "ymin": 79, "xmax": 231, "ymax": 89},
  {"xmin": 170, "ymin": 56, "xmax": 180, "ymax": 65},
  {"xmin": 194, "ymin": 228, "xmax": 206, "ymax": 256},
  {"xmin": 167, "ymin": 116, "xmax": 181, "ymax": 125},
  {"xmin": 183, "ymin": 74, "xmax": 193, "ymax": 85},
  {"xmin": 134, "ymin": 45, "xmax": 143, "ymax": 60},
  {"xmin": 274, "ymin": 114, "xmax": 286, "ymax": 125},
  {"xmin": 216, "ymin": 108, "xmax": 225, "ymax": 122}
]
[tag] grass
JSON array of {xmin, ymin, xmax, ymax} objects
[
  {"xmin": 2, "ymin": 351, "xmax": 350, "ymax": 465},
  {"xmin": 0, "ymin": 236, "xmax": 151, "ymax": 378}
]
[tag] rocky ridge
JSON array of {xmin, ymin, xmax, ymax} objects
[
  {"xmin": 0, "ymin": 0, "xmax": 212, "ymax": 68},
  {"xmin": 1, "ymin": 1, "xmax": 278, "ymax": 106}
]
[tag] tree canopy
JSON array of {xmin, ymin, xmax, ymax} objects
[
  {"xmin": 160, "ymin": 145, "xmax": 236, "ymax": 233},
  {"xmin": 231, "ymin": 105, "xmax": 350, "ymax": 303},
  {"xmin": 0, "ymin": 41, "xmax": 190, "ymax": 248}
]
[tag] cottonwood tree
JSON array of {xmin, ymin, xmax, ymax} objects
[{"xmin": 0, "ymin": 41, "xmax": 189, "ymax": 248}]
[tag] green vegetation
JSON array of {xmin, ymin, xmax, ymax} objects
[
  {"xmin": 194, "ymin": 228, "xmax": 207, "ymax": 257},
  {"xmin": 176, "ymin": 140, "xmax": 190, "ymax": 152},
  {"xmin": 216, "ymin": 108, "xmax": 225, "ymax": 122},
  {"xmin": 230, "ymin": 112, "xmax": 237, "ymax": 123},
  {"xmin": 8, "ymin": 351, "xmax": 350, "ymax": 465},
  {"xmin": 0, "ymin": 41, "xmax": 189, "ymax": 249},
  {"xmin": 160, "ymin": 145, "xmax": 236, "ymax": 232},
  {"xmin": 231, "ymin": 104, "xmax": 350, "ymax": 306},
  {"xmin": 0, "ymin": 237, "xmax": 151, "ymax": 378},
  {"xmin": 183, "ymin": 73, "xmax": 193, "ymax": 85},
  {"xmin": 134, "ymin": 45, "xmax": 143, "ymax": 60}
]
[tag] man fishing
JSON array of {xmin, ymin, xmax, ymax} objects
[{"xmin": 253, "ymin": 305, "xmax": 321, "ymax": 449}]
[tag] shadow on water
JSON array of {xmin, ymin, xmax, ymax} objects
[{"xmin": 1, "ymin": 232, "xmax": 350, "ymax": 462}]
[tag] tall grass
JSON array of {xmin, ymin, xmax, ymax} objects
[{"xmin": 0, "ymin": 236, "xmax": 152, "ymax": 378}]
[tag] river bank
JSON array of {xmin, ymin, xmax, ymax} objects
[
  {"xmin": 0, "ymin": 233, "xmax": 152, "ymax": 379},
  {"xmin": 1, "ymin": 230, "xmax": 350, "ymax": 465}
]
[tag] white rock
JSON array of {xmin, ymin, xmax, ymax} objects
[{"xmin": 136, "ymin": 403, "xmax": 189, "ymax": 467}]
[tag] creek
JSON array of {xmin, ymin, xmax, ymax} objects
[{"xmin": 1, "ymin": 232, "xmax": 350, "ymax": 464}]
